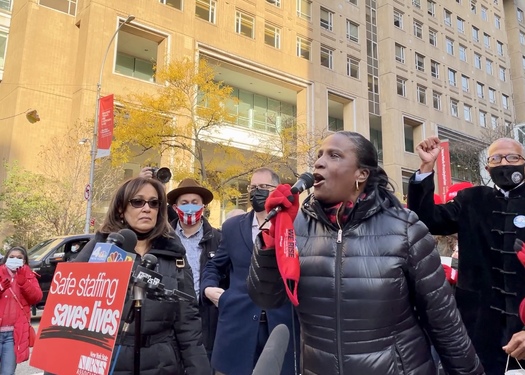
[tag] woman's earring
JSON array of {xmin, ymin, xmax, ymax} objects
[{"xmin": 355, "ymin": 180, "xmax": 360, "ymax": 191}]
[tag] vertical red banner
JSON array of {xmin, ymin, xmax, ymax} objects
[
  {"xmin": 96, "ymin": 94, "xmax": 114, "ymax": 159},
  {"xmin": 436, "ymin": 140, "xmax": 452, "ymax": 203}
]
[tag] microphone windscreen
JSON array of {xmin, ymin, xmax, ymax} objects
[
  {"xmin": 252, "ymin": 324, "xmax": 290, "ymax": 375},
  {"xmin": 142, "ymin": 254, "xmax": 158, "ymax": 269},
  {"xmin": 119, "ymin": 228, "xmax": 138, "ymax": 253}
]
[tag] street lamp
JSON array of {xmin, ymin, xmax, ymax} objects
[{"xmin": 84, "ymin": 15, "xmax": 135, "ymax": 234}]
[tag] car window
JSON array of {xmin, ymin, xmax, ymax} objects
[{"xmin": 27, "ymin": 239, "xmax": 62, "ymax": 261}]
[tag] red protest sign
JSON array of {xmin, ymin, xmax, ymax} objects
[{"xmin": 30, "ymin": 262, "xmax": 133, "ymax": 375}]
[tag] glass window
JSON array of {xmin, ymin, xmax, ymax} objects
[
  {"xmin": 196, "ymin": 0, "xmax": 216, "ymax": 23},
  {"xmin": 497, "ymin": 41, "xmax": 504, "ymax": 56},
  {"xmin": 412, "ymin": 0, "xmax": 421, "ymax": 9},
  {"xmin": 394, "ymin": 9, "xmax": 403, "ymax": 28},
  {"xmin": 519, "ymin": 8, "xmax": 524, "ymax": 23},
  {"xmin": 235, "ymin": 11, "xmax": 255, "ymax": 38},
  {"xmin": 448, "ymin": 68, "xmax": 456, "ymax": 86},
  {"xmin": 461, "ymin": 75, "xmax": 469, "ymax": 92},
  {"xmin": 499, "ymin": 66, "xmax": 506, "ymax": 81},
  {"xmin": 427, "ymin": 0, "xmax": 435, "ymax": 17},
  {"xmin": 472, "ymin": 26, "xmax": 479, "ymax": 42},
  {"xmin": 0, "ymin": 0, "xmax": 11, "ymax": 10},
  {"xmin": 521, "ymin": 32, "xmax": 525, "ymax": 45},
  {"xmin": 328, "ymin": 116, "xmax": 344, "ymax": 132},
  {"xmin": 320, "ymin": 8, "xmax": 334, "ymax": 31},
  {"xmin": 415, "ymin": 53, "xmax": 425, "ymax": 71},
  {"xmin": 479, "ymin": 111, "xmax": 487, "ymax": 127},
  {"xmin": 502, "ymin": 94, "xmax": 509, "ymax": 109},
  {"xmin": 417, "ymin": 85, "xmax": 426, "ymax": 104},
  {"xmin": 320, "ymin": 45, "xmax": 333, "ymax": 69},
  {"xmin": 404, "ymin": 124, "xmax": 414, "ymax": 152},
  {"xmin": 459, "ymin": 45, "xmax": 467, "ymax": 62},
  {"xmin": 296, "ymin": 37, "xmax": 311, "ymax": 60},
  {"xmin": 413, "ymin": 20, "xmax": 422, "ymax": 39},
  {"xmin": 395, "ymin": 43, "xmax": 405, "ymax": 63},
  {"xmin": 446, "ymin": 38, "xmax": 454, "ymax": 55},
  {"xmin": 457, "ymin": 17, "xmax": 465, "ymax": 33},
  {"xmin": 397, "ymin": 76, "xmax": 407, "ymax": 97},
  {"xmin": 495, "ymin": 14, "xmax": 501, "ymax": 29},
  {"xmin": 160, "ymin": 0, "xmax": 182, "ymax": 9},
  {"xmin": 433, "ymin": 91, "xmax": 442, "ymax": 110},
  {"xmin": 477, "ymin": 82, "xmax": 484, "ymax": 98},
  {"xmin": 464, "ymin": 105, "xmax": 472, "ymax": 122},
  {"xmin": 470, "ymin": 0, "xmax": 476, "ymax": 14},
  {"xmin": 431, "ymin": 60, "xmax": 439, "ymax": 79},
  {"xmin": 39, "ymin": 0, "xmax": 76, "ymax": 15},
  {"xmin": 0, "ymin": 31, "xmax": 6, "ymax": 71},
  {"xmin": 346, "ymin": 20, "xmax": 359, "ymax": 42},
  {"xmin": 450, "ymin": 99, "xmax": 459, "ymax": 117},
  {"xmin": 474, "ymin": 53, "xmax": 482, "ymax": 69},
  {"xmin": 486, "ymin": 59, "xmax": 493, "ymax": 75},
  {"xmin": 347, "ymin": 56, "xmax": 359, "ymax": 78},
  {"xmin": 491, "ymin": 115, "xmax": 498, "ymax": 128},
  {"xmin": 264, "ymin": 24, "xmax": 280, "ymax": 48},
  {"xmin": 481, "ymin": 6, "xmax": 487, "ymax": 21},
  {"xmin": 429, "ymin": 28, "xmax": 438, "ymax": 46},
  {"xmin": 444, "ymin": 9, "xmax": 452, "ymax": 27},
  {"xmin": 297, "ymin": 0, "xmax": 312, "ymax": 21},
  {"xmin": 484, "ymin": 33, "xmax": 490, "ymax": 49},
  {"xmin": 489, "ymin": 88, "xmax": 496, "ymax": 104}
]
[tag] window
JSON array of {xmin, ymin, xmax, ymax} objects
[
  {"xmin": 499, "ymin": 66, "xmax": 506, "ymax": 81},
  {"xmin": 497, "ymin": 41, "xmax": 504, "ymax": 56},
  {"xmin": 472, "ymin": 26, "xmax": 479, "ymax": 42},
  {"xmin": 427, "ymin": 0, "xmax": 435, "ymax": 17},
  {"xmin": 457, "ymin": 17, "xmax": 465, "ymax": 33},
  {"xmin": 502, "ymin": 94, "xmax": 509, "ymax": 109},
  {"xmin": 521, "ymin": 32, "xmax": 525, "ymax": 45},
  {"xmin": 115, "ymin": 25, "xmax": 159, "ymax": 83},
  {"xmin": 448, "ymin": 68, "xmax": 457, "ymax": 86},
  {"xmin": 486, "ymin": 59, "xmax": 493, "ymax": 75},
  {"xmin": 450, "ymin": 98, "xmax": 459, "ymax": 117},
  {"xmin": 519, "ymin": 8, "xmax": 524, "ymax": 23},
  {"xmin": 459, "ymin": 45, "xmax": 467, "ymax": 62},
  {"xmin": 489, "ymin": 88, "xmax": 496, "ymax": 104},
  {"xmin": 196, "ymin": 0, "xmax": 216, "ymax": 22},
  {"xmin": 474, "ymin": 53, "xmax": 482, "ymax": 69},
  {"xmin": 523, "ymin": 56, "xmax": 525, "ymax": 70},
  {"xmin": 491, "ymin": 115, "xmax": 498, "ymax": 129},
  {"xmin": 461, "ymin": 75, "xmax": 469, "ymax": 92},
  {"xmin": 417, "ymin": 85, "xmax": 426, "ymax": 104},
  {"xmin": 394, "ymin": 9, "xmax": 403, "ymax": 29},
  {"xmin": 346, "ymin": 20, "xmax": 359, "ymax": 42},
  {"xmin": 0, "ymin": 31, "xmax": 6, "ymax": 71},
  {"xmin": 479, "ymin": 110, "xmax": 487, "ymax": 127},
  {"xmin": 464, "ymin": 105, "xmax": 472, "ymax": 122},
  {"xmin": 483, "ymin": 33, "xmax": 490, "ymax": 49},
  {"xmin": 433, "ymin": 91, "xmax": 442, "ymax": 110},
  {"xmin": 235, "ymin": 11, "xmax": 255, "ymax": 38},
  {"xmin": 495, "ymin": 14, "xmax": 501, "ymax": 29},
  {"xmin": 397, "ymin": 76, "xmax": 407, "ymax": 97},
  {"xmin": 320, "ymin": 45, "xmax": 333, "ymax": 69},
  {"xmin": 415, "ymin": 53, "xmax": 425, "ymax": 71},
  {"xmin": 347, "ymin": 56, "xmax": 359, "ymax": 78},
  {"xmin": 264, "ymin": 24, "xmax": 281, "ymax": 48},
  {"xmin": 446, "ymin": 38, "xmax": 454, "ymax": 55},
  {"xmin": 470, "ymin": 0, "xmax": 476, "ymax": 14},
  {"xmin": 320, "ymin": 8, "xmax": 334, "ymax": 31},
  {"xmin": 412, "ymin": 0, "xmax": 421, "ymax": 9},
  {"xmin": 404, "ymin": 123, "xmax": 415, "ymax": 152},
  {"xmin": 348, "ymin": 0, "xmax": 357, "ymax": 4},
  {"xmin": 395, "ymin": 43, "xmax": 405, "ymax": 63},
  {"xmin": 296, "ymin": 0, "xmax": 312, "ymax": 20},
  {"xmin": 0, "ymin": 0, "xmax": 11, "ymax": 11},
  {"xmin": 444, "ymin": 9, "xmax": 452, "ymax": 26},
  {"xmin": 328, "ymin": 116, "xmax": 344, "ymax": 132},
  {"xmin": 431, "ymin": 60, "xmax": 440, "ymax": 79},
  {"xmin": 160, "ymin": 0, "xmax": 182, "ymax": 9},
  {"xmin": 413, "ymin": 20, "xmax": 423, "ymax": 39},
  {"xmin": 296, "ymin": 37, "xmax": 311, "ymax": 59},
  {"xmin": 481, "ymin": 6, "xmax": 487, "ymax": 21},
  {"xmin": 429, "ymin": 28, "xmax": 438, "ymax": 46},
  {"xmin": 476, "ymin": 82, "xmax": 484, "ymax": 98},
  {"xmin": 39, "ymin": 0, "xmax": 76, "ymax": 15}
]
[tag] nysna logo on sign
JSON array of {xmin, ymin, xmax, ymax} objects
[{"xmin": 76, "ymin": 352, "xmax": 108, "ymax": 375}]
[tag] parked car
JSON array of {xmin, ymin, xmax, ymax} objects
[{"xmin": 28, "ymin": 233, "xmax": 94, "ymax": 309}]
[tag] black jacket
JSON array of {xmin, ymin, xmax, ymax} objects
[
  {"xmin": 170, "ymin": 217, "xmax": 226, "ymax": 354},
  {"xmin": 76, "ymin": 232, "xmax": 210, "ymax": 375},
  {"xmin": 408, "ymin": 172, "xmax": 525, "ymax": 373},
  {"xmin": 248, "ymin": 193, "xmax": 484, "ymax": 375}
]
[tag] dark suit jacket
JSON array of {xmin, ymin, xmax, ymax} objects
[{"xmin": 201, "ymin": 211, "xmax": 299, "ymax": 375}]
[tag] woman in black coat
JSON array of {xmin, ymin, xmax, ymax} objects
[
  {"xmin": 75, "ymin": 177, "xmax": 210, "ymax": 375},
  {"xmin": 248, "ymin": 131, "xmax": 484, "ymax": 375}
]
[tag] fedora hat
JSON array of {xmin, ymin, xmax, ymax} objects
[{"xmin": 167, "ymin": 178, "xmax": 214, "ymax": 205}]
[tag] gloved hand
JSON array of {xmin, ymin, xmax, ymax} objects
[
  {"xmin": 264, "ymin": 184, "xmax": 300, "ymax": 224},
  {"xmin": 515, "ymin": 238, "xmax": 525, "ymax": 267},
  {"xmin": 15, "ymin": 266, "xmax": 28, "ymax": 285},
  {"xmin": 0, "ymin": 278, "xmax": 11, "ymax": 292},
  {"xmin": 442, "ymin": 264, "xmax": 457, "ymax": 285}
]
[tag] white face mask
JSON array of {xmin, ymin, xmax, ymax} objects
[{"xmin": 5, "ymin": 258, "xmax": 23, "ymax": 271}]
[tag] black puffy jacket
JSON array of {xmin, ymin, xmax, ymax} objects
[
  {"xmin": 248, "ymin": 193, "xmax": 484, "ymax": 375},
  {"xmin": 76, "ymin": 232, "xmax": 210, "ymax": 375}
]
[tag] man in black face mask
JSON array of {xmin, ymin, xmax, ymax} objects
[
  {"xmin": 407, "ymin": 136, "xmax": 525, "ymax": 374},
  {"xmin": 201, "ymin": 168, "xmax": 299, "ymax": 375}
]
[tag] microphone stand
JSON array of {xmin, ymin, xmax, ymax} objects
[{"xmin": 133, "ymin": 283, "xmax": 145, "ymax": 375}]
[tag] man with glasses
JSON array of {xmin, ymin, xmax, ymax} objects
[
  {"xmin": 407, "ymin": 136, "xmax": 525, "ymax": 374},
  {"xmin": 201, "ymin": 168, "xmax": 298, "ymax": 375}
]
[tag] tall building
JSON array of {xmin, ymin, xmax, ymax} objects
[{"xmin": 1, "ymin": 0, "xmax": 524, "ymax": 215}]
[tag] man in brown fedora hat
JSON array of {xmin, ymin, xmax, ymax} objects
[{"xmin": 167, "ymin": 178, "xmax": 226, "ymax": 363}]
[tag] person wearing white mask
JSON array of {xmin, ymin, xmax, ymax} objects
[{"xmin": 0, "ymin": 246, "xmax": 42, "ymax": 375}]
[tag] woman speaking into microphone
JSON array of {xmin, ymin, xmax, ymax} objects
[{"xmin": 247, "ymin": 131, "xmax": 484, "ymax": 375}]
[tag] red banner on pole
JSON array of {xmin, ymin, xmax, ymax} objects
[
  {"xmin": 96, "ymin": 94, "xmax": 114, "ymax": 159},
  {"xmin": 30, "ymin": 261, "xmax": 133, "ymax": 375},
  {"xmin": 436, "ymin": 140, "xmax": 452, "ymax": 203}
]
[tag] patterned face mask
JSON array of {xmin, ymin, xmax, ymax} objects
[{"xmin": 176, "ymin": 204, "xmax": 204, "ymax": 225}]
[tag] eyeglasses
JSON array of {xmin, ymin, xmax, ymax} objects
[
  {"xmin": 129, "ymin": 198, "xmax": 161, "ymax": 209},
  {"xmin": 486, "ymin": 154, "xmax": 525, "ymax": 165},
  {"xmin": 247, "ymin": 184, "xmax": 276, "ymax": 192}
]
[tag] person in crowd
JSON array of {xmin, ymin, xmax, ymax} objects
[
  {"xmin": 224, "ymin": 208, "xmax": 245, "ymax": 220},
  {"xmin": 74, "ymin": 177, "xmax": 210, "ymax": 375},
  {"xmin": 201, "ymin": 168, "xmax": 299, "ymax": 375},
  {"xmin": 407, "ymin": 136, "xmax": 525, "ymax": 373},
  {"xmin": 248, "ymin": 131, "xmax": 484, "ymax": 375},
  {"xmin": 166, "ymin": 178, "xmax": 225, "ymax": 361},
  {"xmin": 0, "ymin": 246, "xmax": 42, "ymax": 375}
]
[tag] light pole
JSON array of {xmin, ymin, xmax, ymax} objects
[{"xmin": 84, "ymin": 15, "xmax": 135, "ymax": 233}]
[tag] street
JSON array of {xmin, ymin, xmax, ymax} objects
[{"xmin": 17, "ymin": 310, "xmax": 44, "ymax": 375}]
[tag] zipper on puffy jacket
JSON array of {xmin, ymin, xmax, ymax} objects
[{"xmin": 335, "ymin": 211, "xmax": 344, "ymax": 374}]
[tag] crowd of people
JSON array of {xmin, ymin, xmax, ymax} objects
[{"xmin": 6, "ymin": 130, "xmax": 525, "ymax": 375}]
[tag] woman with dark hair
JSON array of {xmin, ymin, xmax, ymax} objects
[
  {"xmin": 0, "ymin": 246, "xmax": 42, "ymax": 375},
  {"xmin": 74, "ymin": 177, "xmax": 210, "ymax": 375},
  {"xmin": 247, "ymin": 131, "xmax": 485, "ymax": 374}
]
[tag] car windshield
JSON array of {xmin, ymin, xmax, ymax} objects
[{"xmin": 27, "ymin": 238, "xmax": 63, "ymax": 261}]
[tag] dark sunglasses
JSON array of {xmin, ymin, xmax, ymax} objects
[{"xmin": 129, "ymin": 198, "xmax": 161, "ymax": 209}]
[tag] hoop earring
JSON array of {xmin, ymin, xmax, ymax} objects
[{"xmin": 355, "ymin": 180, "xmax": 359, "ymax": 191}]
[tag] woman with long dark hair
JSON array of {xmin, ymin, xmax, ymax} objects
[
  {"xmin": 248, "ymin": 131, "xmax": 484, "ymax": 374},
  {"xmin": 0, "ymin": 246, "xmax": 42, "ymax": 375}
]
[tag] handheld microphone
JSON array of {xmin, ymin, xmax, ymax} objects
[
  {"xmin": 89, "ymin": 229, "xmax": 138, "ymax": 263},
  {"xmin": 252, "ymin": 324, "xmax": 290, "ymax": 375},
  {"xmin": 263, "ymin": 172, "xmax": 315, "ymax": 224},
  {"xmin": 118, "ymin": 228, "xmax": 138, "ymax": 253}
]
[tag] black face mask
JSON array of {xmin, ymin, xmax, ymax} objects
[
  {"xmin": 489, "ymin": 164, "xmax": 525, "ymax": 190},
  {"xmin": 249, "ymin": 189, "xmax": 270, "ymax": 212}
]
